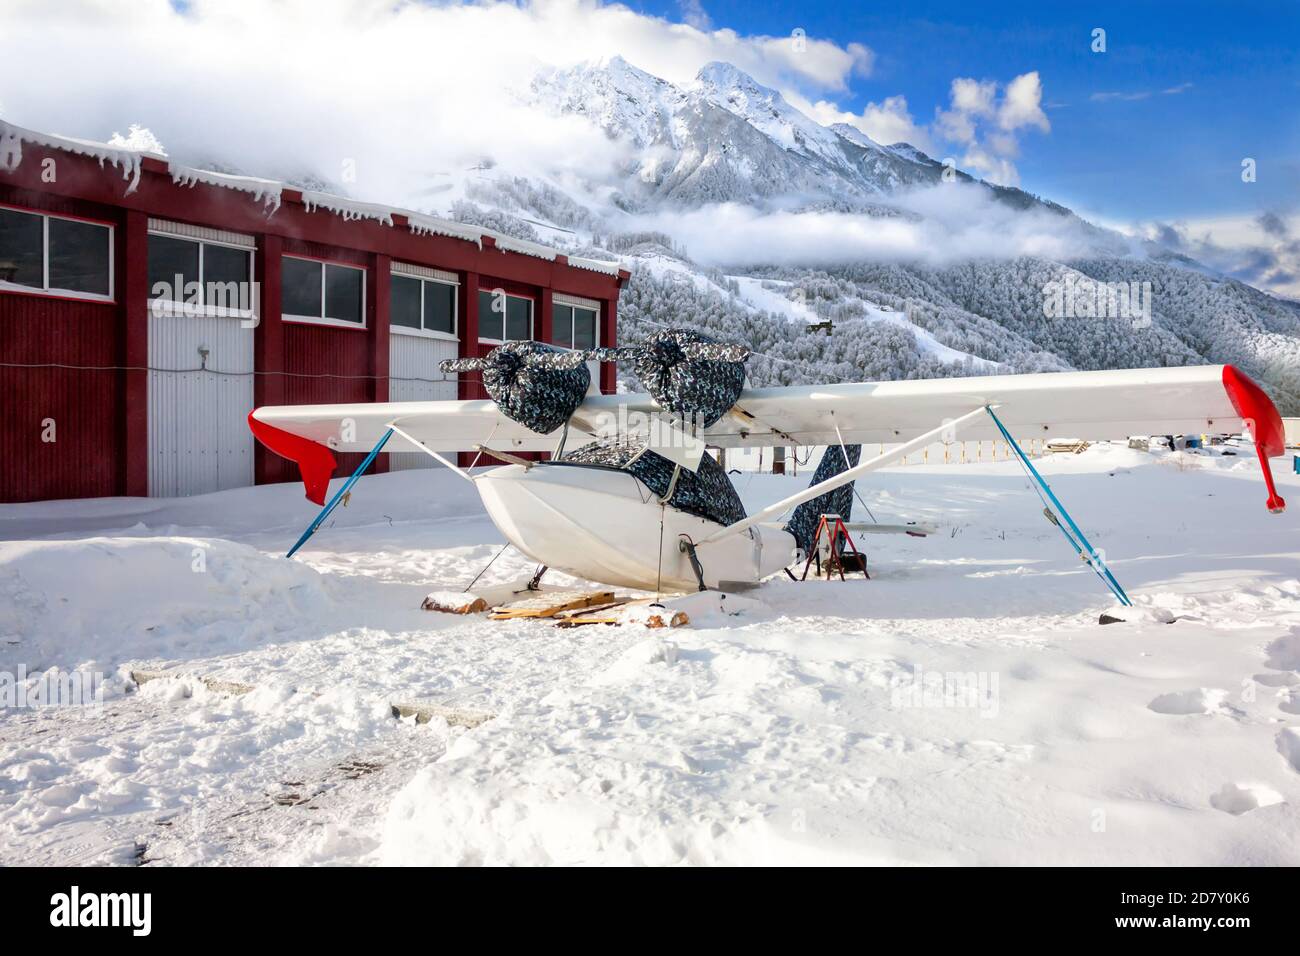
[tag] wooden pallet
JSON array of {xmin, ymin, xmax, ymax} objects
[
  {"xmin": 553, "ymin": 598, "xmax": 689, "ymax": 629},
  {"xmin": 488, "ymin": 590, "xmax": 617, "ymax": 620},
  {"xmin": 421, "ymin": 593, "xmax": 489, "ymax": 614}
]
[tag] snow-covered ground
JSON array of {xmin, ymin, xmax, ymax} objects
[{"xmin": 2, "ymin": 443, "xmax": 1299, "ymax": 865}]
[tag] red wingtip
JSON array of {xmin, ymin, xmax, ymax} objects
[
  {"xmin": 247, "ymin": 410, "xmax": 338, "ymax": 505},
  {"xmin": 1221, "ymin": 365, "xmax": 1287, "ymax": 514}
]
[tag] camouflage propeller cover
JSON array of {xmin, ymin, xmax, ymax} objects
[
  {"xmin": 628, "ymin": 329, "xmax": 748, "ymax": 428},
  {"xmin": 441, "ymin": 341, "xmax": 590, "ymax": 435}
]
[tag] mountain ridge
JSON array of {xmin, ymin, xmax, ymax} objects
[
  {"xmin": 528, "ymin": 56, "xmax": 1071, "ymax": 217},
  {"xmin": 182, "ymin": 53, "xmax": 1298, "ymax": 412}
]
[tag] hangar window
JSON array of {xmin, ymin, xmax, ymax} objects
[
  {"xmin": 477, "ymin": 288, "xmax": 532, "ymax": 343},
  {"xmin": 0, "ymin": 204, "xmax": 113, "ymax": 301},
  {"xmin": 147, "ymin": 231, "xmax": 254, "ymax": 316},
  {"xmin": 552, "ymin": 296, "xmax": 599, "ymax": 350},
  {"xmin": 391, "ymin": 266, "xmax": 457, "ymax": 338},
  {"xmin": 282, "ymin": 256, "xmax": 366, "ymax": 327}
]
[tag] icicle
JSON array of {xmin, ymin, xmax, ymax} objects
[
  {"xmin": 568, "ymin": 255, "xmax": 622, "ymax": 276},
  {"xmin": 300, "ymin": 191, "xmax": 393, "ymax": 226},
  {"xmin": 0, "ymin": 123, "xmax": 21, "ymax": 172},
  {"xmin": 98, "ymin": 151, "xmax": 141, "ymax": 195},
  {"xmin": 0, "ymin": 119, "xmax": 143, "ymax": 194},
  {"xmin": 170, "ymin": 165, "xmax": 283, "ymax": 215},
  {"xmin": 405, "ymin": 212, "xmax": 484, "ymax": 247},
  {"xmin": 491, "ymin": 232, "xmax": 558, "ymax": 262}
]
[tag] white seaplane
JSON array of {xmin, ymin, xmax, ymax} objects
[{"xmin": 249, "ymin": 361, "xmax": 1286, "ymax": 597}]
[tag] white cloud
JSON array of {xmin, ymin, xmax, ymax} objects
[
  {"xmin": 985, "ymin": 132, "xmax": 1020, "ymax": 158},
  {"xmin": 934, "ymin": 106, "xmax": 977, "ymax": 145},
  {"xmin": 958, "ymin": 145, "xmax": 1020, "ymax": 187},
  {"xmin": 1131, "ymin": 211, "xmax": 1300, "ymax": 299},
  {"xmin": 0, "ymin": 0, "xmax": 875, "ymax": 205},
  {"xmin": 950, "ymin": 78, "xmax": 997, "ymax": 117},
  {"xmin": 626, "ymin": 182, "xmax": 1108, "ymax": 268},
  {"xmin": 1091, "ymin": 81, "xmax": 1193, "ymax": 103},
  {"xmin": 800, "ymin": 93, "xmax": 933, "ymax": 151},
  {"xmin": 997, "ymin": 72, "xmax": 1050, "ymax": 133},
  {"xmin": 677, "ymin": 0, "xmax": 711, "ymax": 31},
  {"xmin": 857, "ymin": 96, "xmax": 929, "ymax": 148},
  {"xmin": 0, "ymin": 0, "xmax": 1089, "ymax": 274},
  {"xmin": 931, "ymin": 71, "xmax": 1050, "ymax": 185}
]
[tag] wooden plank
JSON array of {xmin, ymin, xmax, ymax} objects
[
  {"xmin": 420, "ymin": 581, "xmax": 578, "ymax": 613},
  {"xmin": 130, "ymin": 670, "xmax": 255, "ymax": 696},
  {"xmin": 553, "ymin": 600, "xmax": 628, "ymax": 620},
  {"xmin": 552, "ymin": 603, "xmax": 690, "ymax": 629},
  {"xmin": 390, "ymin": 701, "xmax": 494, "ymax": 728},
  {"xmin": 421, "ymin": 593, "xmax": 488, "ymax": 614},
  {"xmin": 489, "ymin": 590, "xmax": 616, "ymax": 620},
  {"xmin": 554, "ymin": 615, "xmax": 623, "ymax": 628}
]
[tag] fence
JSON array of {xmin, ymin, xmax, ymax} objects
[{"xmin": 720, "ymin": 439, "xmax": 1044, "ymax": 475}]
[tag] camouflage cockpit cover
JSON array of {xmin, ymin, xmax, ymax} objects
[{"xmin": 560, "ymin": 438, "xmax": 747, "ymax": 528}]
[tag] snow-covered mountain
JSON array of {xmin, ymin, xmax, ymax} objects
[
  {"xmin": 693, "ymin": 60, "xmax": 856, "ymax": 173},
  {"xmin": 496, "ymin": 57, "xmax": 1293, "ymax": 409},
  {"xmin": 528, "ymin": 56, "xmax": 1065, "ymax": 214}
]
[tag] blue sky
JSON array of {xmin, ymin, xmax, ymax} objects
[
  {"xmin": 633, "ymin": 0, "xmax": 1299, "ymax": 222},
  {"xmin": 7, "ymin": 0, "xmax": 1295, "ymax": 291}
]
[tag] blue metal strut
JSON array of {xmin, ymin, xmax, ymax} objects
[
  {"xmin": 286, "ymin": 428, "xmax": 394, "ymax": 559},
  {"xmin": 983, "ymin": 406, "xmax": 1132, "ymax": 607}
]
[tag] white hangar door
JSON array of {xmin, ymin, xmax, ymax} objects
[
  {"xmin": 147, "ymin": 219, "xmax": 256, "ymax": 497},
  {"xmin": 388, "ymin": 263, "xmax": 460, "ymax": 470}
]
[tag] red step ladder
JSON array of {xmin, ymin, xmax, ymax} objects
[{"xmin": 799, "ymin": 513, "xmax": 869, "ymax": 581}]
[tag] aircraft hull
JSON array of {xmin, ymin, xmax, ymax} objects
[{"xmin": 475, "ymin": 462, "xmax": 796, "ymax": 592}]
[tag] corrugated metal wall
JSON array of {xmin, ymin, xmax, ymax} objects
[
  {"xmin": 0, "ymin": 295, "xmax": 124, "ymax": 502},
  {"xmin": 281, "ymin": 321, "xmax": 372, "ymax": 478},
  {"xmin": 2, "ymin": 175, "xmax": 619, "ymax": 502},
  {"xmin": 388, "ymin": 331, "xmax": 457, "ymax": 470},
  {"xmin": 147, "ymin": 310, "xmax": 255, "ymax": 497}
]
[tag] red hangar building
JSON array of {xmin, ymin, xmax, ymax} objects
[{"xmin": 0, "ymin": 120, "xmax": 627, "ymax": 503}]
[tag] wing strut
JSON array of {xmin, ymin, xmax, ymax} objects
[
  {"xmin": 698, "ymin": 406, "xmax": 989, "ymax": 546},
  {"xmin": 984, "ymin": 405, "xmax": 1132, "ymax": 607},
  {"xmin": 286, "ymin": 428, "xmax": 394, "ymax": 559},
  {"xmin": 387, "ymin": 422, "xmax": 474, "ymax": 481}
]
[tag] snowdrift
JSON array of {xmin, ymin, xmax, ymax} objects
[{"xmin": 0, "ymin": 537, "xmax": 333, "ymax": 672}]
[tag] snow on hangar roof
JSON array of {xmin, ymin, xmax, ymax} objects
[{"xmin": 0, "ymin": 119, "xmax": 624, "ymax": 278}]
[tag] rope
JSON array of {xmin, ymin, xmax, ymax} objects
[
  {"xmin": 653, "ymin": 502, "xmax": 667, "ymax": 605},
  {"xmin": 832, "ymin": 416, "xmax": 877, "ymax": 523},
  {"xmin": 464, "ymin": 542, "xmax": 510, "ymax": 593},
  {"xmin": 466, "ymin": 423, "xmax": 500, "ymax": 471},
  {"xmin": 4, "ymin": 315, "xmax": 852, "ymax": 388},
  {"xmin": 0, "ymin": 360, "xmax": 461, "ymax": 383}
]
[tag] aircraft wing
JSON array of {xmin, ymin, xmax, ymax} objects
[
  {"xmin": 706, "ymin": 364, "xmax": 1277, "ymax": 448},
  {"xmin": 249, "ymin": 363, "xmax": 1285, "ymax": 507}
]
